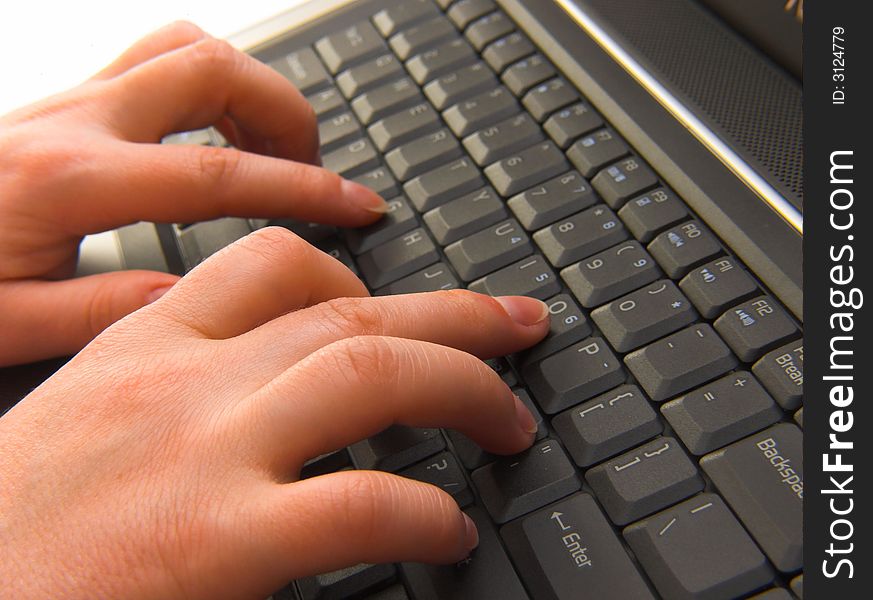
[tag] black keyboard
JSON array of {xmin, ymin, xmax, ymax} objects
[{"xmin": 163, "ymin": 1, "xmax": 804, "ymax": 598}]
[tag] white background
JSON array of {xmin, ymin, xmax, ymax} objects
[{"xmin": 0, "ymin": 0, "xmax": 308, "ymax": 116}]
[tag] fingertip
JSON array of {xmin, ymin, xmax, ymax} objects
[
  {"xmin": 494, "ymin": 296, "xmax": 550, "ymax": 327},
  {"xmin": 341, "ymin": 179, "xmax": 389, "ymax": 218},
  {"xmin": 463, "ymin": 512, "xmax": 479, "ymax": 554}
]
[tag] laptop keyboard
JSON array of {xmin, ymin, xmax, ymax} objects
[{"xmin": 163, "ymin": 1, "xmax": 804, "ymax": 597}]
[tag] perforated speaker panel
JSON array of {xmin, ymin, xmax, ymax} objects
[{"xmin": 577, "ymin": 0, "xmax": 803, "ymax": 210}]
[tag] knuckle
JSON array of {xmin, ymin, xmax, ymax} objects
[
  {"xmin": 227, "ymin": 225, "xmax": 312, "ymax": 267},
  {"xmin": 327, "ymin": 335, "xmax": 396, "ymax": 388},
  {"xmin": 190, "ymin": 37, "xmax": 238, "ymax": 72},
  {"xmin": 319, "ymin": 297, "xmax": 385, "ymax": 336},
  {"xmin": 194, "ymin": 145, "xmax": 241, "ymax": 185}
]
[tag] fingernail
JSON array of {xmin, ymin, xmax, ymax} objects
[
  {"xmin": 495, "ymin": 296, "xmax": 549, "ymax": 326},
  {"xmin": 463, "ymin": 512, "xmax": 479, "ymax": 552},
  {"xmin": 146, "ymin": 285, "xmax": 174, "ymax": 304},
  {"xmin": 341, "ymin": 179, "xmax": 389, "ymax": 214},
  {"xmin": 514, "ymin": 393, "xmax": 538, "ymax": 435}
]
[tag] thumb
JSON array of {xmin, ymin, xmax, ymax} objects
[
  {"xmin": 0, "ymin": 270, "xmax": 179, "ymax": 366},
  {"xmin": 256, "ymin": 471, "xmax": 478, "ymax": 582}
]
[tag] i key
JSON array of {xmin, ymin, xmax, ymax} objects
[
  {"xmin": 560, "ymin": 241, "xmax": 661, "ymax": 307},
  {"xmin": 591, "ymin": 280, "xmax": 698, "ymax": 352},
  {"xmin": 586, "ymin": 436, "xmax": 704, "ymax": 525},
  {"xmin": 623, "ymin": 494, "xmax": 773, "ymax": 600},
  {"xmin": 468, "ymin": 254, "xmax": 561, "ymax": 299}
]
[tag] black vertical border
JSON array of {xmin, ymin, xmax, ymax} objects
[{"xmin": 804, "ymin": 0, "xmax": 870, "ymax": 596}]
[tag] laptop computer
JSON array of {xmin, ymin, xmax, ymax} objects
[{"xmin": 1, "ymin": 0, "xmax": 804, "ymax": 598}]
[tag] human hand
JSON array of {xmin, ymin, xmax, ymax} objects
[
  {"xmin": 0, "ymin": 226, "xmax": 549, "ymax": 599},
  {"xmin": 0, "ymin": 22, "xmax": 387, "ymax": 366}
]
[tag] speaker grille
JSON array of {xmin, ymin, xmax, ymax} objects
[{"xmin": 580, "ymin": 0, "xmax": 803, "ymax": 207}]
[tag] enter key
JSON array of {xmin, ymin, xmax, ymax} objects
[{"xmin": 501, "ymin": 493, "xmax": 655, "ymax": 599}]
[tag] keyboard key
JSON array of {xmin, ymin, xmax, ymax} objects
[
  {"xmin": 443, "ymin": 86, "xmax": 519, "ymax": 137},
  {"xmin": 791, "ymin": 574, "xmax": 804, "ymax": 598},
  {"xmin": 679, "ymin": 256, "xmax": 759, "ymax": 318},
  {"xmin": 484, "ymin": 141, "xmax": 569, "ymax": 197},
  {"xmin": 701, "ymin": 423, "xmax": 803, "ymax": 572},
  {"xmin": 335, "ymin": 53, "xmax": 403, "ymax": 98},
  {"xmin": 507, "ymin": 170, "xmax": 597, "ymax": 230},
  {"xmin": 560, "ymin": 241, "xmax": 661, "ymax": 307},
  {"xmin": 345, "ymin": 196, "xmax": 417, "ymax": 255},
  {"xmin": 385, "ymin": 128, "xmax": 463, "ymax": 181},
  {"xmin": 502, "ymin": 54, "xmax": 556, "ymax": 95},
  {"xmin": 372, "ymin": 0, "xmax": 439, "ymax": 37},
  {"xmin": 447, "ymin": 0, "xmax": 496, "ymax": 29},
  {"xmin": 401, "ymin": 506, "xmax": 528, "ymax": 600},
  {"xmin": 315, "ymin": 21, "xmax": 387, "ymax": 73},
  {"xmin": 399, "ymin": 451, "xmax": 473, "ymax": 507},
  {"xmin": 617, "ymin": 188, "xmax": 689, "ymax": 242},
  {"xmin": 389, "ymin": 17, "xmax": 457, "ymax": 60},
  {"xmin": 472, "ymin": 438, "xmax": 581, "ymax": 523},
  {"xmin": 752, "ymin": 340, "xmax": 803, "ymax": 409},
  {"xmin": 513, "ymin": 293, "xmax": 591, "ymax": 364},
  {"xmin": 566, "ymin": 128, "xmax": 629, "ymax": 177},
  {"xmin": 297, "ymin": 563, "xmax": 396, "ymax": 600},
  {"xmin": 544, "ymin": 102, "xmax": 604, "ymax": 148},
  {"xmin": 592, "ymin": 156, "xmax": 659, "ymax": 209},
  {"xmin": 351, "ymin": 77, "xmax": 423, "ymax": 124},
  {"xmin": 358, "ymin": 228, "xmax": 440, "ymax": 288},
  {"xmin": 353, "ymin": 166, "xmax": 400, "ymax": 199},
  {"xmin": 502, "ymin": 493, "xmax": 656, "ymax": 600},
  {"xmin": 363, "ymin": 584, "xmax": 409, "ymax": 600},
  {"xmin": 300, "ymin": 448, "xmax": 351, "ymax": 479},
  {"xmin": 423, "ymin": 186, "xmax": 507, "ymax": 245},
  {"xmin": 623, "ymin": 494, "xmax": 773, "ymax": 600},
  {"xmin": 482, "ymin": 31, "xmax": 534, "ymax": 72},
  {"xmin": 406, "ymin": 38, "xmax": 476, "ymax": 84},
  {"xmin": 533, "ymin": 205, "xmax": 629, "ymax": 268},
  {"xmin": 586, "ymin": 436, "xmax": 704, "ymax": 525},
  {"xmin": 423, "ymin": 62, "xmax": 497, "ymax": 110},
  {"xmin": 625, "ymin": 324, "xmax": 738, "ymax": 401},
  {"xmin": 524, "ymin": 337, "xmax": 625, "ymax": 414},
  {"xmin": 249, "ymin": 219, "xmax": 334, "ymax": 243},
  {"xmin": 447, "ymin": 390, "xmax": 545, "ymax": 470},
  {"xmin": 465, "ymin": 11, "xmax": 515, "ymax": 51},
  {"xmin": 647, "ymin": 220, "xmax": 723, "ymax": 278},
  {"xmin": 463, "ymin": 113, "xmax": 544, "ymax": 167},
  {"xmin": 469, "ymin": 254, "xmax": 561, "ymax": 300},
  {"xmin": 178, "ymin": 218, "xmax": 252, "ymax": 268},
  {"xmin": 348, "ymin": 425, "xmax": 445, "ymax": 471},
  {"xmin": 751, "ymin": 589, "xmax": 794, "ymax": 600},
  {"xmin": 321, "ymin": 138, "xmax": 380, "ymax": 178},
  {"xmin": 368, "ymin": 102, "xmax": 441, "ymax": 151},
  {"xmin": 307, "ymin": 86, "xmax": 346, "ymax": 118},
  {"xmin": 714, "ymin": 296, "xmax": 799, "ymax": 362},
  {"xmin": 269, "ymin": 48, "xmax": 330, "ymax": 94},
  {"xmin": 315, "ymin": 237, "xmax": 358, "ymax": 275},
  {"xmin": 591, "ymin": 280, "xmax": 698, "ymax": 352},
  {"xmin": 522, "ymin": 78, "xmax": 580, "ymax": 122},
  {"xmin": 445, "ymin": 219, "xmax": 532, "ymax": 281},
  {"xmin": 404, "ymin": 157, "xmax": 484, "ymax": 211},
  {"xmin": 794, "ymin": 407, "xmax": 803, "ymax": 427},
  {"xmin": 552, "ymin": 384, "xmax": 662, "ymax": 467},
  {"xmin": 375, "ymin": 262, "xmax": 460, "ymax": 295},
  {"xmin": 318, "ymin": 111, "xmax": 361, "ymax": 152},
  {"xmin": 661, "ymin": 371, "xmax": 782, "ymax": 455}
]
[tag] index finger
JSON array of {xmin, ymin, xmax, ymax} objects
[{"xmin": 106, "ymin": 36, "xmax": 319, "ymax": 164}]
